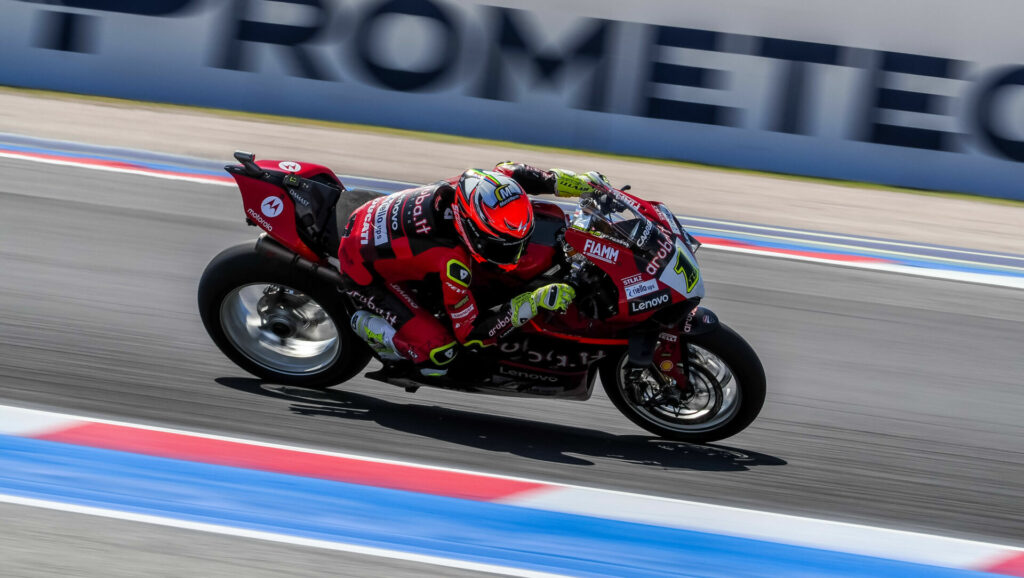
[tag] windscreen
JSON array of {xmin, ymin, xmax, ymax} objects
[{"xmin": 572, "ymin": 192, "xmax": 672, "ymax": 259}]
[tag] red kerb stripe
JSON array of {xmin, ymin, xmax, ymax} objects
[
  {"xmin": 983, "ymin": 552, "xmax": 1024, "ymax": 577},
  {"xmin": 37, "ymin": 423, "xmax": 547, "ymax": 501}
]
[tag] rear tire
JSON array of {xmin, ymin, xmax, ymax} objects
[
  {"xmin": 600, "ymin": 323, "xmax": 765, "ymax": 443},
  {"xmin": 198, "ymin": 242, "xmax": 371, "ymax": 388}
]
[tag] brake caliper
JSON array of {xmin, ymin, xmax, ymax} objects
[{"xmin": 652, "ymin": 332, "xmax": 689, "ymax": 393}]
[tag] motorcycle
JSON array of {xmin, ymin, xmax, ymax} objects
[{"xmin": 198, "ymin": 152, "xmax": 766, "ymax": 442}]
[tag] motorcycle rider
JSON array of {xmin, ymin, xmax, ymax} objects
[{"xmin": 337, "ymin": 163, "xmax": 611, "ymax": 377}]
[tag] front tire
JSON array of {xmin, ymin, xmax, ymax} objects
[
  {"xmin": 600, "ymin": 323, "xmax": 765, "ymax": 443},
  {"xmin": 198, "ymin": 242, "xmax": 371, "ymax": 388}
]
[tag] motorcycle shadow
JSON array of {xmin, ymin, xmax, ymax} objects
[{"xmin": 215, "ymin": 377, "xmax": 786, "ymax": 472}]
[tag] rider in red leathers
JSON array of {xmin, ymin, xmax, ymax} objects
[{"xmin": 337, "ymin": 163, "xmax": 610, "ymax": 376}]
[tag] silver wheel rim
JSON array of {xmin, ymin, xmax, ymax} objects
[
  {"xmin": 616, "ymin": 344, "xmax": 741, "ymax": 433},
  {"xmin": 219, "ymin": 283, "xmax": 341, "ymax": 376}
]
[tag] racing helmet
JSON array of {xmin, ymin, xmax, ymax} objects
[{"xmin": 453, "ymin": 170, "xmax": 534, "ymax": 271}]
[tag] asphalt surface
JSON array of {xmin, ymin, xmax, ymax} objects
[{"xmin": 1, "ymin": 157, "xmax": 1023, "ymax": 574}]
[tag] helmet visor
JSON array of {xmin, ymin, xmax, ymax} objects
[{"xmin": 462, "ymin": 216, "xmax": 529, "ymax": 266}]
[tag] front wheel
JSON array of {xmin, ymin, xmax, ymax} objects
[
  {"xmin": 600, "ymin": 323, "xmax": 765, "ymax": 443},
  {"xmin": 198, "ymin": 242, "xmax": 371, "ymax": 388}
]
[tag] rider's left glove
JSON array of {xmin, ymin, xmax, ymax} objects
[{"xmin": 509, "ymin": 283, "xmax": 576, "ymax": 327}]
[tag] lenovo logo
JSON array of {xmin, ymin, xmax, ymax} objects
[{"xmin": 628, "ymin": 290, "xmax": 670, "ymax": 314}]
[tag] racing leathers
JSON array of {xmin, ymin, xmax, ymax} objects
[{"xmin": 336, "ymin": 163, "xmax": 597, "ymax": 375}]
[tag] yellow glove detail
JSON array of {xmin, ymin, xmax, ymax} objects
[
  {"xmin": 509, "ymin": 283, "xmax": 576, "ymax": 328},
  {"xmin": 532, "ymin": 283, "xmax": 576, "ymax": 313}
]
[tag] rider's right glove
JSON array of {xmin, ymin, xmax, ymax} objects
[{"xmin": 509, "ymin": 283, "xmax": 576, "ymax": 327}]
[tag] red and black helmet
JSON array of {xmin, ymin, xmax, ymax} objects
[{"xmin": 453, "ymin": 170, "xmax": 534, "ymax": 271}]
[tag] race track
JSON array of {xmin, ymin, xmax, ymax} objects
[{"xmin": 1, "ymin": 156, "xmax": 1022, "ymax": 573}]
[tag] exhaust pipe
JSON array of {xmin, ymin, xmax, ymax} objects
[{"xmin": 253, "ymin": 235, "xmax": 348, "ymax": 290}]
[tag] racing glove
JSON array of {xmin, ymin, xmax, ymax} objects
[
  {"xmin": 509, "ymin": 283, "xmax": 576, "ymax": 327},
  {"xmin": 552, "ymin": 169, "xmax": 612, "ymax": 197}
]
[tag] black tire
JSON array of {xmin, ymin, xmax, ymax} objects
[
  {"xmin": 600, "ymin": 322, "xmax": 766, "ymax": 443},
  {"xmin": 198, "ymin": 241, "xmax": 371, "ymax": 388}
]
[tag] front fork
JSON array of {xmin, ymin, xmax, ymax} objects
[
  {"xmin": 653, "ymin": 332, "xmax": 690, "ymax": 391},
  {"xmin": 624, "ymin": 331, "xmax": 690, "ymax": 407}
]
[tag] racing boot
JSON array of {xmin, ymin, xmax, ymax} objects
[
  {"xmin": 350, "ymin": 311, "xmax": 404, "ymax": 361},
  {"xmin": 352, "ymin": 312, "xmax": 452, "ymax": 379}
]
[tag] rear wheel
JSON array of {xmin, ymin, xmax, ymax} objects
[
  {"xmin": 198, "ymin": 242, "xmax": 371, "ymax": 388},
  {"xmin": 601, "ymin": 323, "xmax": 765, "ymax": 443}
]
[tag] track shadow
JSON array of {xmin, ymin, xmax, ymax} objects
[{"xmin": 216, "ymin": 377, "xmax": 786, "ymax": 472}]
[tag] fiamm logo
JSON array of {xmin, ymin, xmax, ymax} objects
[{"xmin": 583, "ymin": 238, "xmax": 620, "ymax": 264}]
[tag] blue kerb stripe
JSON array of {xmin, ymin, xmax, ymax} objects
[{"xmin": 0, "ymin": 436, "xmax": 996, "ymax": 578}]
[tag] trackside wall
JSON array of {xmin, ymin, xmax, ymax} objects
[{"xmin": 2, "ymin": 0, "xmax": 1023, "ymax": 199}]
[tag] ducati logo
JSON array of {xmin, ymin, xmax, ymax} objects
[
  {"xmin": 260, "ymin": 196, "xmax": 284, "ymax": 218},
  {"xmin": 278, "ymin": 161, "xmax": 302, "ymax": 172}
]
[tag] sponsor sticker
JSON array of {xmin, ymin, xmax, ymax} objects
[
  {"xmin": 628, "ymin": 289, "xmax": 670, "ymax": 314},
  {"xmin": 492, "ymin": 183, "xmax": 522, "ymax": 207},
  {"xmin": 389, "ymin": 197, "xmax": 402, "ymax": 231},
  {"xmin": 583, "ymin": 238, "xmax": 620, "ymax": 264},
  {"xmin": 246, "ymin": 207, "xmax": 273, "ymax": 231},
  {"xmin": 359, "ymin": 198, "xmax": 381, "ymax": 245},
  {"xmin": 624, "ymin": 278, "xmax": 659, "ymax": 300},
  {"xmin": 278, "ymin": 161, "xmax": 302, "ymax": 172},
  {"xmin": 348, "ymin": 290, "xmax": 398, "ymax": 326},
  {"xmin": 645, "ymin": 236, "xmax": 676, "ymax": 275},
  {"xmin": 489, "ymin": 309, "xmax": 516, "ymax": 337},
  {"xmin": 635, "ymin": 219, "xmax": 655, "ymax": 247},
  {"xmin": 260, "ymin": 196, "xmax": 284, "ymax": 218},
  {"xmin": 388, "ymin": 283, "xmax": 419, "ymax": 310},
  {"xmin": 288, "ymin": 189, "xmax": 310, "ymax": 207},
  {"xmin": 498, "ymin": 365, "xmax": 559, "ymax": 383},
  {"xmin": 412, "ymin": 190, "xmax": 432, "ymax": 235},
  {"xmin": 373, "ymin": 198, "xmax": 393, "ymax": 246}
]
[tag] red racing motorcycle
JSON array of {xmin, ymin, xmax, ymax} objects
[{"xmin": 198, "ymin": 152, "xmax": 766, "ymax": 442}]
